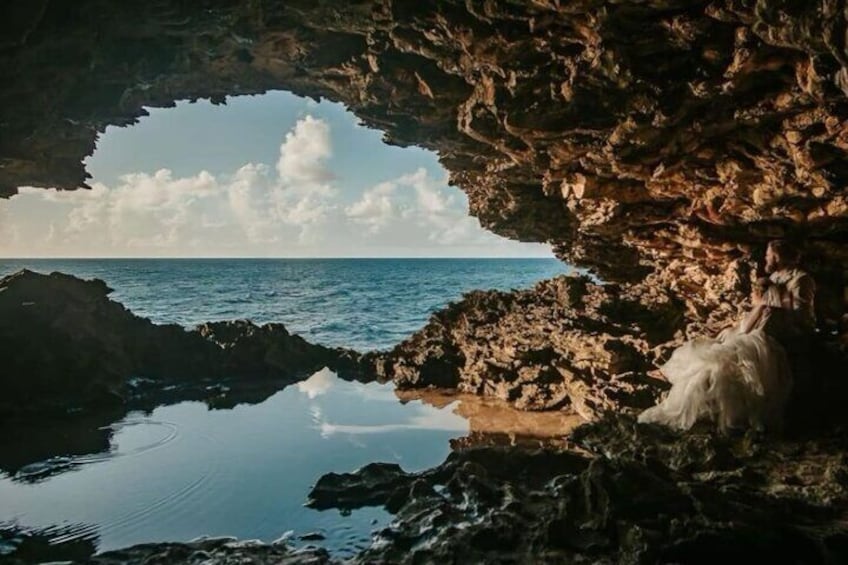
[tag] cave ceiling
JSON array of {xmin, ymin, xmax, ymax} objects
[{"xmin": 2, "ymin": 0, "xmax": 848, "ymax": 284}]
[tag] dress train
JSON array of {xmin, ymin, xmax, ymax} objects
[{"xmin": 638, "ymin": 326, "xmax": 792, "ymax": 432}]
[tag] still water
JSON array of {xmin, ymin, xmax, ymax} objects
[
  {"xmin": 0, "ymin": 258, "xmax": 576, "ymax": 557},
  {"xmin": 0, "ymin": 370, "xmax": 578, "ymax": 557}
]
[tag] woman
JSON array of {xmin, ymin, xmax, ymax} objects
[{"xmin": 638, "ymin": 241, "xmax": 816, "ymax": 432}]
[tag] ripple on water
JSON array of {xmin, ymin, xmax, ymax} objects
[{"xmin": 0, "ymin": 371, "xmax": 472, "ymax": 555}]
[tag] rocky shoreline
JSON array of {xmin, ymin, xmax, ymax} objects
[
  {"xmin": 362, "ymin": 275, "xmax": 682, "ymax": 418},
  {"xmin": 306, "ymin": 417, "xmax": 848, "ymax": 563},
  {"xmin": 0, "ymin": 268, "xmax": 691, "ymax": 424},
  {"xmin": 2, "ymin": 268, "xmax": 848, "ymax": 563},
  {"xmin": 0, "ymin": 269, "xmax": 363, "ymax": 421},
  {"xmin": 5, "ymin": 417, "xmax": 848, "ymax": 564}
]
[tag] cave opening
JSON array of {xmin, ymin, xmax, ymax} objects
[{"xmin": 0, "ymin": 91, "xmax": 554, "ymax": 260}]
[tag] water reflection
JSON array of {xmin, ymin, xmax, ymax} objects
[
  {"xmin": 0, "ymin": 369, "xmax": 580, "ymax": 559},
  {"xmin": 297, "ymin": 367, "xmax": 336, "ymax": 399},
  {"xmin": 0, "ymin": 410, "xmax": 121, "ymax": 482}
]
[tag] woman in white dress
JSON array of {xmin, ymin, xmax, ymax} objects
[{"xmin": 638, "ymin": 241, "xmax": 816, "ymax": 432}]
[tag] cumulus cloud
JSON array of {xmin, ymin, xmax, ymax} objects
[
  {"xmin": 276, "ymin": 115, "xmax": 334, "ymax": 185},
  {"xmin": 0, "ymin": 115, "xmax": 551, "ymax": 258},
  {"xmin": 344, "ymin": 167, "xmax": 503, "ymax": 248},
  {"xmin": 345, "ymin": 181, "xmax": 398, "ymax": 233}
]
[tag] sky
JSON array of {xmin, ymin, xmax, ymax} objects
[{"xmin": 0, "ymin": 91, "xmax": 553, "ymax": 258}]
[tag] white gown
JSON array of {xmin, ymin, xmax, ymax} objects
[
  {"xmin": 638, "ymin": 267, "xmax": 814, "ymax": 432},
  {"xmin": 637, "ymin": 325, "xmax": 792, "ymax": 432},
  {"xmin": 638, "ymin": 267, "xmax": 817, "ymax": 432}
]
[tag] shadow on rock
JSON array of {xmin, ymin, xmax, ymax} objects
[
  {"xmin": 0, "ymin": 270, "xmax": 366, "ymax": 421},
  {"xmin": 306, "ymin": 416, "xmax": 848, "ymax": 564}
]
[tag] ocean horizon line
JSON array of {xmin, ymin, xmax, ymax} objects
[{"xmin": 1, "ymin": 256, "xmax": 559, "ymax": 261}]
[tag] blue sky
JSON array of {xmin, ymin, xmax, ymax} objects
[{"xmin": 0, "ymin": 91, "xmax": 553, "ymax": 258}]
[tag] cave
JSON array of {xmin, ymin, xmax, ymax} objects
[
  {"xmin": 2, "ymin": 1, "xmax": 848, "ymax": 563},
  {"xmin": 3, "ymin": 1, "xmax": 847, "ymax": 309}
]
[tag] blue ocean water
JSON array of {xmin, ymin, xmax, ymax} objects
[{"xmin": 0, "ymin": 258, "xmax": 569, "ymax": 350}]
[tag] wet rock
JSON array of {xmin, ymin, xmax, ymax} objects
[
  {"xmin": 306, "ymin": 418, "xmax": 848, "ymax": 564},
  {"xmin": 0, "ymin": 270, "xmax": 354, "ymax": 419},
  {"xmin": 91, "ymin": 537, "xmax": 331, "ymax": 565},
  {"xmin": 308, "ymin": 462, "xmax": 421, "ymax": 513},
  {"xmin": 365, "ymin": 275, "xmax": 679, "ymax": 420},
  {"xmin": 0, "ymin": 524, "xmax": 98, "ymax": 564}
]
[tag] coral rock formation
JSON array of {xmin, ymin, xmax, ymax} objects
[
  {"xmin": 367, "ymin": 275, "xmax": 682, "ymax": 419},
  {"xmin": 306, "ymin": 417, "xmax": 848, "ymax": 564},
  {"xmin": 1, "ymin": 1, "xmax": 847, "ymax": 316}
]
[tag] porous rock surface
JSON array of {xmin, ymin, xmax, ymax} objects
[
  {"xmin": 3, "ymin": 0, "xmax": 848, "ymax": 418},
  {"xmin": 2, "ymin": 1, "xmax": 848, "ymax": 309},
  {"xmin": 302, "ymin": 416, "xmax": 848, "ymax": 564},
  {"xmin": 0, "ymin": 269, "xmax": 352, "ymax": 418},
  {"xmin": 365, "ymin": 274, "xmax": 683, "ymax": 419},
  {"xmin": 0, "ymin": 529, "xmax": 331, "ymax": 565},
  {"xmin": 90, "ymin": 538, "xmax": 331, "ymax": 565},
  {"xmin": 364, "ymin": 269, "xmax": 848, "ymax": 422}
]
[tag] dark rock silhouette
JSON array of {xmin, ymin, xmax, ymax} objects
[{"xmin": 0, "ymin": 269, "xmax": 356, "ymax": 420}]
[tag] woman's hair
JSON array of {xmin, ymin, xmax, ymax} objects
[{"xmin": 768, "ymin": 239, "xmax": 801, "ymax": 265}]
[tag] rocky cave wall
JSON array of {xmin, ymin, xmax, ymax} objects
[{"xmin": 2, "ymin": 0, "xmax": 847, "ymax": 328}]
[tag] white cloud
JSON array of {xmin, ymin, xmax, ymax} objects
[
  {"xmin": 344, "ymin": 167, "xmax": 502, "ymax": 247},
  {"xmin": 276, "ymin": 115, "xmax": 334, "ymax": 185},
  {"xmin": 0, "ymin": 205, "xmax": 19, "ymax": 246},
  {"xmin": 0, "ymin": 115, "xmax": 553, "ymax": 258},
  {"xmin": 227, "ymin": 163, "xmax": 278, "ymax": 243},
  {"xmin": 345, "ymin": 181, "xmax": 397, "ymax": 233}
]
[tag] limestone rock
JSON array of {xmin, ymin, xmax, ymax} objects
[
  {"xmin": 92, "ymin": 537, "xmax": 331, "ymax": 565},
  {"xmin": 305, "ymin": 418, "xmax": 848, "ymax": 564},
  {"xmin": 1, "ymin": 1, "xmax": 847, "ymax": 325},
  {"xmin": 365, "ymin": 275, "xmax": 682, "ymax": 420}
]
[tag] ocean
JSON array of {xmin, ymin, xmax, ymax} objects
[{"xmin": 0, "ymin": 258, "xmax": 569, "ymax": 351}]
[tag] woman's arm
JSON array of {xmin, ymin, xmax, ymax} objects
[
  {"xmin": 787, "ymin": 273, "xmax": 816, "ymax": 330},
  {"xmin": 752, "ymin": 276, "xmax": 770, "ymax": 305}
]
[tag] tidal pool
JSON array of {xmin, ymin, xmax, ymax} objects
[{"xmin": 0, "ymin": 369, "xmax": 579, "ymax": 558}]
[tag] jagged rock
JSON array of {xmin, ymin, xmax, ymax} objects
[
  {"xmin": 196, "ymin": 320, "xmax": 340, "ymax": 378},
  {"xmin": 308, "ymin": 462, "xmax": 428, "ymax": 514},
  {"xmin": 91, "ymin": 537, "xmax": 331, "ymax": 565},
  {"xmin": 1, "ymin": 1, "xmax": 847, "ymax": 327},
  {"xmin": 304, "ymin": 417, "xmax": 848, "ymax": 564},
  {"xmin": 365, "ymin": 275, "xmax": 680, "ymax": 419},
  {"xmin": 0, "ymin": 270, "xmax": 351, "ymax": 419},
  {"xmin": 0, "ymin": 526, "xmax": 331, "ymax": 564}
]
